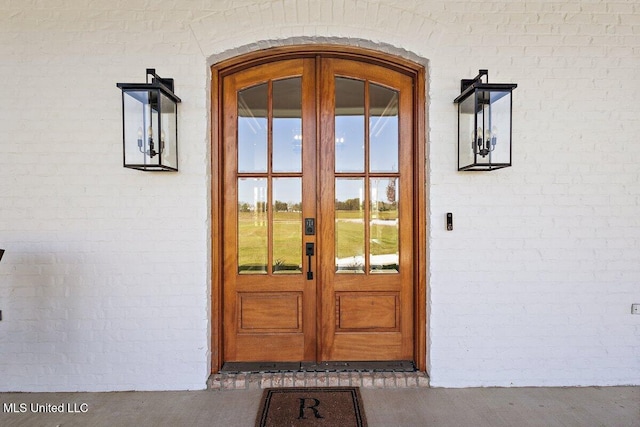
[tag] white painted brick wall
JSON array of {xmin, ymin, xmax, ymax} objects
[{"xmin": 0, "ymin": 0, "xmax": 638, "ymax": 390}]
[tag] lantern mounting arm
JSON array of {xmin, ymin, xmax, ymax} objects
[
  {"xmin": 146, "ymin": 68, "xmax": 176, "ymax": 94},
  {"xmin": 460, "ymin": 69, "xmax": 488, "ymax": 92},
  {"xmin": 453, "ymin": 70, "xmax": 516, "ymax": 104}
]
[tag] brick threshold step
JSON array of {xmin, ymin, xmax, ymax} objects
[
  {"xmin": 208, "ymin": 371, "xmax": 430, "ymax": 391},
  {"xmin": 221, "ymin": 360, "xmax": 416, "ymax": 373}
]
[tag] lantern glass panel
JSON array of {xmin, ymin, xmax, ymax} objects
[
  {"xmin": 458, "ymin": 88, "xmax": 512, "ymax": 170},
  {"xmin": 123, "ymin": 90, "xmax": 152, "ymax": 168},
  {"xmin": 159, "ymin": 92, "xmax": 178, "ymax": 170},
  {"xmin": 477, "ymin": 90, "xmax": 511, "ymax": 167},
  {"xmin": 147, "ymin": 91, "xmax": 161, "ymax": 169},
  {"xmin": 457, "ymin": 94, "xmax": 476, "ymax": 170},
  {"xmin": 122, "ymin": 88, "xmax": 179, "ymax": 171}
]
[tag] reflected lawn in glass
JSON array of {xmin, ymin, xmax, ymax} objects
[
  {"xmin": 335, "ymin": 210, "xmax": 365, "ymax": 274},
  {"xmin": 272, "ymin": 212, "xmax": 302, "ymax": 274},
  {"xmin": 273, "ymin": 178, "xmax": 302, "ymax": 274},
  {"xmin": 238, "ymin": 178, "xmax": 267, "ymax": 274},
  {"xmin": 370, "ymin": 213, "xmax": 399, "ymax": 273},
  {"xmin": 370, "ymin": 177, "xmax": 398, "ymax": 273},
  {"xmin": 335, "ymin": 178, "xmax": 364, "ymax": 273},
  {"xmin": 237, "ymin": 211, "xmax": 268, "ymax": 273}
]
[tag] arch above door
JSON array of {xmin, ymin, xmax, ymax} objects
[{"xmin": 210, "ymin": 45, "xmax": 427, "ymax": 373}]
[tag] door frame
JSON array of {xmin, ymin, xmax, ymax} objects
[{"xmin": 211, "ymin": 45, "xmax": 427, "ymax": 373}]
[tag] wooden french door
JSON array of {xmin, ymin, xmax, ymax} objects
[{"xmin": 222, "ymin": 55, "xmax": 415, "ymax": 363}]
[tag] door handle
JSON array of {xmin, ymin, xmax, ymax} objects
[{"xmin": 305, "ymin": 243, "xmax": 314, "ymax": 280}]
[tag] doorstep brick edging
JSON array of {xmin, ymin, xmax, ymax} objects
[{"xmin": 207, "ymin": 371, "xmax": 430, "ymax": 391}]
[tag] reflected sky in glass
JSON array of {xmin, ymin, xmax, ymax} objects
[
  {"xmin": 335, "ymin": 78, "xmax": 365, "ymax": 172},
  {"xmin": 238, "ymin": 84, "xmax": 267, "ymax": 172},
  {"xmin": 335, "ymin": 79, "xmax": 399, "ymax": 174},
  {"xmin": 273, "ymin": 78, "xmax": 302, "ymax": 172},
  {"xmin": 369, "ymin": 84, "xmax": 398, "ymax": 172}
]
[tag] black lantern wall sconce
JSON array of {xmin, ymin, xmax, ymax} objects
[
  {"xmin": 117, "ymin": 69, "xmax": 181, "ymax": 171},
  {"xmin": 454, "ymin": 69, "xmax": 517, "ymax": 171}
]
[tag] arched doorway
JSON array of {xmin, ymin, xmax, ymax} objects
[{"xmin": 211, "ymin": 46, "xmax": 427, "ymax": 372}]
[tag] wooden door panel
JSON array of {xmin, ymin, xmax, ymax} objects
[
  {"xmin": 336, "ymin": 292, "xmax": 400, "ymax": 331},
  {"xmin": 234, "ymin": 335, "xmax": 306, "ymax": 362},
  {"xmin": 222, "ymin": 55, "xmax": 415, "ymax": 364},
  {"xmin": 328, "ymin": 334, "xmax": 405, "ymax": 360},
  {"xmin": 222, "ymin": 58, "xmax": 317, "ymax": 362},
  {"xmin": 319, "ymin": 58, "xmax": 414, "ymax": 361},
  {"xmin": 239, "ymin": 292, "xmax": 302, "ymax": 332}
]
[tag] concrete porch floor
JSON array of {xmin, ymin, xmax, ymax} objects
[{"xmin": 0, "ymin": 386, "xmax": 638, "ymax": 426}]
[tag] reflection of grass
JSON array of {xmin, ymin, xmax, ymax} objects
[
  {"xmin": 335, "ymin": 218, "xmax": 364, "ymax": 258},
  {"xmin": 237, "ymin": 210, "xmax": 398, "ymax": 271},
  {"xmin": 370, "ymin": 223, "xmax": 398, "ymax": 256},
  {"xmin": 371, "ymin": 210, "xmax": 398, "ymax": 220},
  {"xmin": 336, "ymin": 212, "xmax": 398, "ymax": 258},
  {"xmin": 273, "ymin": 211, "xmax": 302, "ymax": 271},
  {"xmin": 238, "ymin": 212, "xmax": 267, "ymax": 270},
  {"xmin": 238, "ymin": 212, "xmax": 301, "ymax": 272}
]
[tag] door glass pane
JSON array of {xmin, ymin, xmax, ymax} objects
[
  {"xmin": 238, "ymin": 178, "xmax": 267, "ymax": 274},
  {"xmin": 238, "ymin": 84, "xmax": 267, "ymax": 172},
  {"xmin": 335, "ymin": 78, "xmax": 364, "ymax": 172},
  {"xmin": 369, "ymin": 84, "xmax": 398, "ymax": 172},
  {"xmin": 335, "ymin": 178, "xmax": 364, "ymax": 273},
  {"xmin": 273, "ymin": 78, "xmax": 302, "ymax": 172},
  {"xmin": 273, "ymin": 178, "xmax": 302, "ymax": 274},
  {"xmin": 370, "ymin": 178, "xmax": 399, "ymax": 273}
]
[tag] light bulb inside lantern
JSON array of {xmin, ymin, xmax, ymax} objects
[{"xmin": 137, "ymin": 127, "xmax": 143, "ymax": 149}]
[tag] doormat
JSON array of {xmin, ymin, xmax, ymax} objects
[{"xmin": 256, "ymin": 387, "xmax": 367, "ymax": 427}]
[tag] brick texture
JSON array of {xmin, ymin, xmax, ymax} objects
[{"xmin": 207, "ymin": 371, "xmax": 430, "ymax": 391}]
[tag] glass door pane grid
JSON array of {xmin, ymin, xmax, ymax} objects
[
  {"xmin": 238, "ymin": 79, "xmax": 304, "ymax": 275},
  {"xmin": 335, "ymin": 79, "xmax": 400, "ymax": 275}
]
